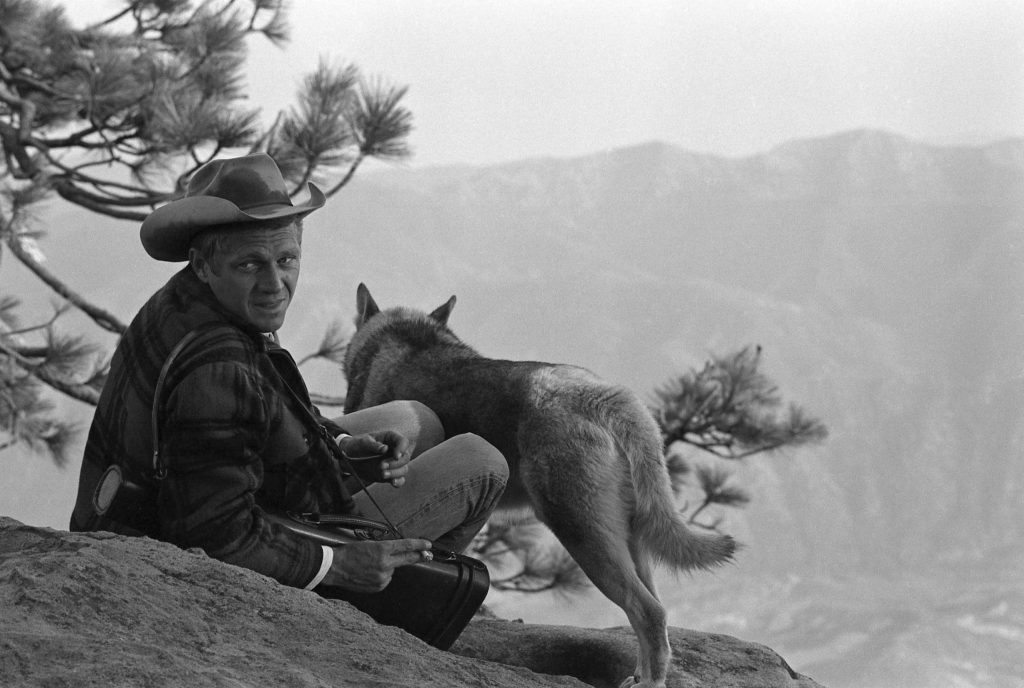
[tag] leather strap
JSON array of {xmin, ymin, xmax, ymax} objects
[
  {"xmin": 148, "ymin": 325, "xmax": 404, "ymax": 539},
  {"xmin": 264, "ymin": 347, "xmax": 404, "ymax": 539},
  {"xmin": 150, "ymin": 327, "xmax": 210, "ymax": 479}
]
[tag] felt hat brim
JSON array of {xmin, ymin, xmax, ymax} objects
[{"xmin": 140, "ymin": 182, "xmax": 325, "ymax": 262}]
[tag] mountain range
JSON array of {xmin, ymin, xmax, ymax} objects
[
  {"xmin": 2, "ymin": 129, "xmax": 1022, "ymax": 687},
  {"xmin": 308, "ymin": 129, "xmax": 1024, "ymax": 574}
]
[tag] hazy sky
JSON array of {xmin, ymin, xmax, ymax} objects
[{"xmin": 70, "ymin": 0, "xmax": 1024, "ymax": 167}]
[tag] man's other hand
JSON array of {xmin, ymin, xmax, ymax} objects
[
  {"xmin": 338, "ymin": 430, "xmax": 411, "ymax": 487},
  {"xmin": 319, "ymin": 538, "xmax": 433, "ymax": 593}
]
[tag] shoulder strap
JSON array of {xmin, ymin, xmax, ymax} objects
[
  {"xmin": 264, "ymin": 349, "xmax": 404, "ymax": 538},
  {"xmin": 150, "ymin": 326, "xmax": 216, "ymax": 479},
  {"xmin": 149, "ymin": 327, "xmax": 403, "ymax": 539}
]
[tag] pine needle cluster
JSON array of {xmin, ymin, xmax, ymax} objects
[{"xmin": 653, "ymin": 345, "xmax": 827, "ymax": 531}]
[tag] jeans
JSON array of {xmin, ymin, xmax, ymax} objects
[{"xmin": 333, "ymin": 401, "xmax": 508, "ymax": 552}]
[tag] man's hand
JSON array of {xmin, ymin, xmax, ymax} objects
[
  {"xmin": 320, "ymin": 539, "xmax": 433, "ymax": 593},
  {"xmin": 338, "ymin": 430, "xmax": 412, "ymax": 487}
]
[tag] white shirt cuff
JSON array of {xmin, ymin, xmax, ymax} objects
[
  {"xmin": 335, "ymin": 433, "xmax": 351, "ymax": 454},
  {"xmin": 304, "ymin": 545, "xmax": 334, "ymax": 590}
]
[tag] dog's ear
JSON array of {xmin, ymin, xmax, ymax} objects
[
  {"xmin": 429, "ymin": 295, "xmax": 457, "ymax": 326},
  {"xmin": 355, "ymin": 283, "xmax": 380, "ymax": 326}
]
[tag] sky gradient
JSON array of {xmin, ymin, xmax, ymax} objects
[{"xmin": 70, "ymin": 0, "xmax": 1024, "ymax": 167}]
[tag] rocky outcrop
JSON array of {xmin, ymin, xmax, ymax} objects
[
  {"xmin": 455, "ymin": 620, "xmax": 823, "ymax": 688},
  {"xmin": 0, "ymin": 517, "xmax": 824, "ymax": 687}
]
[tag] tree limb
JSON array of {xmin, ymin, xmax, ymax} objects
[
  {"xmin": 52, "ymin": 181, "xmax": 150, "ymax": 221},
  {"xmin": 23, "ymin": 362, "xmax": 100, "ymax": 406},
  {"xmin": 5, "ymin": 234, "xmax": 128, "ymax": 334},
  {"xmin": 0, "ymin": 340, "xmax": 100, "ymax": 406},
  {"xmin": 325, "ymin": 154, "xmax": 363, "ymax": 197}
]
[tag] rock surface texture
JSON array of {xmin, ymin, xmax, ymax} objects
[{"xmin": 0, "ymin": 517, "xmax": 824, "ymax": 687}]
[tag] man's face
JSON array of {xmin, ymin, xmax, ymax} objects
[{"xmin": 192, "ymin": 223, "xmax": 302, "ymax": 333}]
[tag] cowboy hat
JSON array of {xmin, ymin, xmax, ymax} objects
[{"xmin": 140, "ymin": 153, "xmax": 326, "ymax": 261}]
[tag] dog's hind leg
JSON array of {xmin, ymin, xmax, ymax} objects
[
  {"xmin": 555, "ymin": 525, "xmax": 670, "ymax": 688},
  {"xmin": 629, "ymin": 536, "xmax": 659, "ymax": 600},
  {"xmin": 624, "ymin": 541, "xmax": 667, "ymax": 687},
  {"xmin": 521, "ymin": 432, "xmax": 671, "ymax": 687}
]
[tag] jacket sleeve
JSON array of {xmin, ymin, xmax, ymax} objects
[
  {"xmin": 318, "ymin": 413, "xmax": 347, "ymax": 439},
  {"xmin": 157, "ymin": 358, "xmax": 324, "ymax": 588}
]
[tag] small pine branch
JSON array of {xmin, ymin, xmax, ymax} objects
[
  {"xmin": 352, "ymin": 77, "xmax": 413, "ymax": 160},
  {"xmin": 652, "ymin": 345, "xmax": 828, "ymax": 460},
  {"xmin": 476, "ymin": 517, "xmax": 590, "ymax": 595},
  {"xmin": 0, "ymin": 297, "xmax": 20, "ymax": 330},
  {"xmin": 665, "ymin": 450, "xmax": 690, "ymax": 496},
  {"xmin": 0, "ymin": 301, "xmax": 104, "ymax": 407},
  {"xmin": 35, "ymin": 329, "xmax": 102, "ymax": 380},
  {"xmin": 492, "ymin": 546, "xmax": 589, "ymax": 594},
  {"xmin": 694, "ymin": 463, "xmax": 751, "ymax": 508},
  {"xmin": 296, "ymin": 318, "xmax": 348, "ymax": 367},
  {"xmin": 273, "ymin": 60, "xmax": 361, "ymax": 181},
  {"xmin": 681, "ymin": 462, "xmax": 750, "ymax": 531},
  {"xmin": 250, "ymin": 0, "xmax": 290, "ymax": 46},
  {"xmin": 0, "ymin": 355, "xmax": 80, "ymax": 467}
]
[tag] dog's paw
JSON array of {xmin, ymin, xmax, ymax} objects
[{"xmin": 618, "ymin": 677, "xmax": 666, "ymax": 688}]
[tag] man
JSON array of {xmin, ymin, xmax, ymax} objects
[{"xmin": 70, "ymin": 153, "xmax": 508, "ymax": 594}]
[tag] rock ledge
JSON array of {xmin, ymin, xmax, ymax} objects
[{"xmin": 0, "ymin": 517, "xmax": 824, "ymax": 687}]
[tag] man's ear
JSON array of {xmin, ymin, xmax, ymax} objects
[
  {"xmin": 189, "ymin": 248, "xmax": 211, "ymax": 284},
  {"xmin": 355, "ymin": 283, "xmax": 380, "ymax": 326},
  {"xmin": 429, "ymin": 295, "xmax": 457, "ymax": 326}
]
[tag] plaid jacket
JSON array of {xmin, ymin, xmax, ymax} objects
[{"xmin": 70, "ymin": 267, "xmax": 354, "ymax": 587}]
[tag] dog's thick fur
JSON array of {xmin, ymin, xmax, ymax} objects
[{"xmin": 343, "ymin": 284, "xmax": 736, "ymax": 688}]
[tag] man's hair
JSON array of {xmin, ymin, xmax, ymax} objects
[{"xmin": 189, "ymin": 217, "xmax": 304, "ymax": 274}]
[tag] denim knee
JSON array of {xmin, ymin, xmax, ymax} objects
[
  {"xmin": 398, "ymin": 400, "xmax": 445, "ymax": 449},
  {"xmin": 446, "ymin": 433, "xmax": 509, "ymax": 483}
]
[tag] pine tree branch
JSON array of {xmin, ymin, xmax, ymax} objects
[
  {"xmin": 295, "ymin": 319, "xmax": 348, "ymax": 367},
  {"xmin": 4, "ymin": 234, "xmax": 128, "ymax": 334},
  {"xmin": 52, "ymin": 178, "xmax": 161, "ymax": 212},
  {"xmin": 6, "ymin": 345, "xmax": 49, "ymax": 358},
  {"xmin": 87, "ymin": 5, "xmax": 134, "ymax": 29},
  {"xmin": 688, "ymin": 499, "xmax": 713, "ymax": 526},
  {"xmin": 653, "ymin": 345, "xmax": 827, "ymax": 460},
  {"xmin": 23, "ymin": 361, "xmax": 100, "ymax": 406},
  {"xmin": 0, "ymin": 121, "xmax": 39, "ymax": 180},
  {"xmin": 325, "ymin": 154, "xmax": 363, "ymax": 197},
  {"xmin": 0, "ymin": 340, "xmax": 100, "ymax": 406}
]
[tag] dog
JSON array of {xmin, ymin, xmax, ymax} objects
[{"xmin": 343, "ymin": 284, "xmax": 736, "ymax": 688}]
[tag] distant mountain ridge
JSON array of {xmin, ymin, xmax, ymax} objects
[{"xmin": 301, "ymin": 129, "xmax": 1024, "ymax": 576}]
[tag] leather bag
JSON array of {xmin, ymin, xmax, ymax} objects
[{"xmin": 265, "ymin": 510, "xmax": 489, "ymax": 650}]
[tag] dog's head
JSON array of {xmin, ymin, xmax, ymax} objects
[
  {"xmin": 354, "ymin": 282, "xmax": 456, "ymax": 329},
  {"xmin": 343, "ymin": 285, "xmax": 463, "ymax": 407}
]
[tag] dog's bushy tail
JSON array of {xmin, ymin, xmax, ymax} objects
[{"xmin": 607, "ymin": 389, "xmax": 736, "ymax": 571}]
